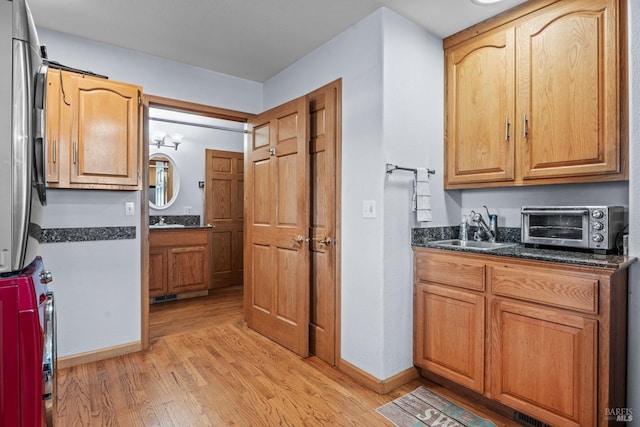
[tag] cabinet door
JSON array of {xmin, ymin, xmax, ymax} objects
[
  {"xmin": 45, "ymin": 69, "xmax": 61, "ymax": 183},
  {"xmin": 517, "ymin": 0, "xmax": 620, "ymax": 180},
  {"xmin": 168, "ymin": 246, "xmax": 209, "ymax": 294},
  {"xmin": 445, "ymin": 28, "xmax": 515, "ymax": 187},
  {"xmin": 491, "ymin": 299, "xmax": 596, "ymax": 427},
  {"xmin": 414, "ymin": 283, "xmax": 485, "ymax": 393},
  {"xmin": 149, "ymin": 249, "xmax": 168, "ymax": 297},
  {"xmin": 68, "ymin": 76, "xmax": 140, "ymax": 187}
]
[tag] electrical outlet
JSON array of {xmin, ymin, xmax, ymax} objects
[
  {"xmin": 184, "ymin": 206, "xmax": 192, "ymax": 214},
  {"xmin": 125, "ymin": 202, "xmax": 135, "ymax": 216},
  {"xmin": 362, "ymin": 200, "xmax": 376, "ymax": 218}
]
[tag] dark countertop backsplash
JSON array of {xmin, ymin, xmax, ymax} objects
[{"xmin": 149, "ymin": 215, "xmax": 200, "ymax": 226}]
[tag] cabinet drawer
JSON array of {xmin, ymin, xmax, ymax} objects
[
  {"xmin": 150, "ymin": 229, "xmax": 209, "ymax": 247},
  {"xmin": 415, "ymin": 252, "xmax": 485, "ymax": 291},
  {"xmin": 490, "ymin": 265, "xmax": 598, "ymax": 314}
]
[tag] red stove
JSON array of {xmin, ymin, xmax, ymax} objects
[{"xmin": 0, "ymin": 256, "xmax": 56, "ymax": 426}]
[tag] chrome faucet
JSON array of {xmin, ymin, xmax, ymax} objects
[
  {"xmin": 158, "ymin": 216, "xmax": 165, "ymax": 226},
  {"xmin": 470, "ymin": 209, "xmax": 496, "ymax": 242}
]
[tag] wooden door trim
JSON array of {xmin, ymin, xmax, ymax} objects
[
  {"xmin": 306, "ymin": 79, "xmax": 342, "ymax": 365},
  {"xmin": 144, "ymin": 94, "xmax": 251, "ymax": 123},
  {"xmin": 141, "ymin": 95, "xmax": 252, "ymax": 350},
  {"xmin": 330, "ymin": 79, "xmax": 343, "ymax": 368}
]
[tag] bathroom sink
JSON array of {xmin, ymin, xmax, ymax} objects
[
  {"xmin": 429, "ymin": 239, "xmax": 517, "ymax": 251},
  {"xmin": 149, "ymin": 224, "xmax": 186, "ymax": 229}
]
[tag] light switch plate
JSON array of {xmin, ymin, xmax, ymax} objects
[
  {"xmin": 125, "ymin": 201, "xmax": 135, "ymax": 216},
  {"xmin": 362, "ymin": 200, "xmax": 376, "ymax": 218}
]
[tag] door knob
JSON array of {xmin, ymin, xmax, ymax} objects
[
  {"xmin": 312, "ymin": 236, "xmax": 333, "ymax": 245},
  {"xmin": 292, "ymin": 235, "xmax": 309, "ymax": 243}
]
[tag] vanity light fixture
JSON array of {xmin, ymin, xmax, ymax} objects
[
  {"xmin": 470, "ymin": 0, "xmax": 505, "ymax": 4},
  {"xmin": 150, "ymin": 132, "xmax": 183, "ymax": 150}
]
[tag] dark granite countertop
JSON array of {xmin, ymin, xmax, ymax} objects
[
  {"xmin": 149, "ymin": 225, "xmax": 213, "ymax": 231},
  {"xmin": 413, "ymin": 240, "xmax": 636, "ymax": 271},
  {"xmin": 412, "ymin": 226, "xmax": 636, "ymax": 270}
]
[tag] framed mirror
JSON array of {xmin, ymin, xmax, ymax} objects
[{"xmin": 149, "ymin": 153, "xmax": 180, "ymax": 209}]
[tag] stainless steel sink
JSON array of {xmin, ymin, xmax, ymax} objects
[
  {"xmin": 429, "ymin": 239, "xmax": 517, "ymax": 251},
  {"xmin": 149, "ymin": 224, "xmax": 186, "ymax": 229}
]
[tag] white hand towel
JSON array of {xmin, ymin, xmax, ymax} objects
[
  {"xmin": 416, "ymin": 168, "xmax": 430, "ymax": 182},
  {"xmin": 415, "ymin": 168, "xmax": 432, "ymax": 222}
]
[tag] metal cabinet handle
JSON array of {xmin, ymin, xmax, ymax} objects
[
  {"xmin": 522, "ymin": 114, "xmax": 528, "ymax": 138},
  {"xmin": 73, "ymin": 141, "xmax": 77, "ymax": 165},
  {"xmin": 52, "ymin": 140, "xmax": 56, "ymax": 163},
  {"xmin": 504, "ymin": 117, "xmax": 510, "ymax": 142}
]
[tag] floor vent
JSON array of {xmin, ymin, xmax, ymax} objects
[
  {"xmin": 514, "ymin": 411, "xmax": 551, "ymax": 427},
  {"xmin": 151, "ymin": 294, "xmax": 177, "ymax": 304}
]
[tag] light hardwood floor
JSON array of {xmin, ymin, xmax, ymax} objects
[{"xmin": 54, "ymin": 286, "xmax": 519, "ymax": 426}]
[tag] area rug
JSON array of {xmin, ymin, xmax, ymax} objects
[{"xmin": 376, "ymin": 386, "xmax": 497, "ymax": 427}]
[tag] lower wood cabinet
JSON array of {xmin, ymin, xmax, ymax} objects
[
  {"xmin": 149, "ymin": 229, "xmax": 211, "ymax": 297},
  {"xmin": 491, "ymin": 299, "xmax": 597, "ymax": 426},
  {"xmin": 413, "ymin": 247, "xmax": 629, "ymax": 427},
  {"xmin": 414, "ymin": 283, "xmax": 485, "ymax": 394}
]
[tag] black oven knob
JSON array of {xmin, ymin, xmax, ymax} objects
[
  {"xmin": 592, "ymin": 234, "xmax": 605, "ymax": 243},
  {"xmin": 592, "ymin": 222, "xmax": 605, "ymax": 231},
  {"xmin": 592, "ymin": 209, "xmax": 605, "ymax": 219}
]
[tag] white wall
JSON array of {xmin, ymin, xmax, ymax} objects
[
  {"xmin": 460, "ymin": 182, "xmax": 629, "ymax": 227},
  {"xmin": 381, "ymin": 11, "xmax": 454, "ymax": 378},
  {"xmin": 37, "ymin": 28, "xmax": 261, "ymax": 358},
  {"xmin": 39, "ymin": 29, "xmax": 262, "ymax": 114},
  {"xmin": 625, "ymin": 0, "xmax": 640, "ymax": 416}
]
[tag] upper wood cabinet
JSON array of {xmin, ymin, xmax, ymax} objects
[
  {"xmin": 46, "ymin": 69, "xmax": 142, "ymax": 190},
  {"xmin": 444, "ymin": 0, "xmax": 626, "ymax": 189},
  {"xmin": 45, "ymin": 69, "xmax": 61, "ymax": 184},
  {"xmin": 445, "ymin": 27, "xmax": 516, "ymax": 186}
]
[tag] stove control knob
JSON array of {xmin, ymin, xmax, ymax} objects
[
  {"xmin": 592, "ymin": 234, "xmax": 605, "ymax": 243},
  {"xmin": 39, "ymin": 270, "xmax": 53, "ymax": 284},
  {"xmin": 592, "ymin": 222, "xmax": 605, "ymax": 231},
  {"xmin": 592, "ymin": 209, "xmax": 605, "ymax": 219}
]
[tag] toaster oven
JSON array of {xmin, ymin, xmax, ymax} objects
[{"xmin": 521, "ymin": 206, "xmax": 625, "ymax": 251}]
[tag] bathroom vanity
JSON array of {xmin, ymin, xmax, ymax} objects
[{"xmin": 149, "ymin": 227, "xmax": 212, "ymax": 299}]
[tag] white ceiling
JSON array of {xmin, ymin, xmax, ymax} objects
[{"xmin": 28, "ymin": 0, "xmax": 527, "ymax": 83}]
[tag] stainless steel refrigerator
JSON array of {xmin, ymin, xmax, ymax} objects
[{"xmin": 1, "ymin": 0, "xmax": 48, "ymax": 274}]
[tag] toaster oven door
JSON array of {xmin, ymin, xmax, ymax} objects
[{"xmin": 522, "ymin": 209, "xmax": 589, "ymax": 248}]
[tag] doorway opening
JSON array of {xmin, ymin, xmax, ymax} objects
[{"xmin": 142, "ymin": 96, "xmax": 250, "ymax": 347}]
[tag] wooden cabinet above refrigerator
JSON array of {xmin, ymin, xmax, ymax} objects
[{"xmin": 46, "ymin": 68, "xmax": 142, "ymax": 190}]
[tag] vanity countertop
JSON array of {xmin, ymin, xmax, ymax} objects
[{"xmin": 149, "ymin": 224, "xmax": 213, "ymax": 230}]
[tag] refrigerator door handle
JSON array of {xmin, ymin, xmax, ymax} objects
[{"xmin": 33, "ymin": 62, "xmax": 48, "ymax": 205}]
